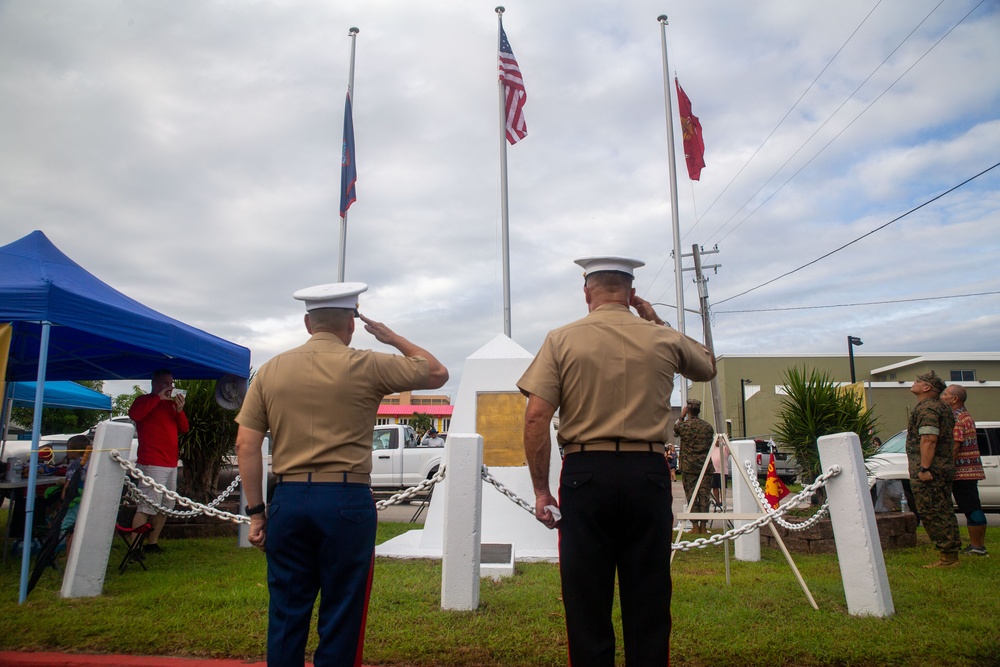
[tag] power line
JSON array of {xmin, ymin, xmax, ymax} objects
[
  {"xmin": 714, "ymin": 161, "xmax": 1000, "ymax": 305},
  {"xmin": 713, "ymin": 0, "xmax": 986, "ymax": 245},
  {"xmin": 694, "ymin": 0, "xmax": 887, "ymax": 234},
  {"xmin": 714, "ymin": 290, "xmax": 1000, "ymax": 314}
]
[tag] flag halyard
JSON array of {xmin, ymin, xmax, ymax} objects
[{"xmin": 499, "ymin": 26, "xmax": 527, "ymax": 145}]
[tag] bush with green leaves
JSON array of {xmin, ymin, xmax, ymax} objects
[
  {"xmin": 175, "ymin": 379, "xmax": 239, "ymax": 502},
  {"xmin": 773, "ymin": 366, "xmax": 879, "ymax": 480}
]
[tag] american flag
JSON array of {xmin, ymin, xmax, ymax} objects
[{"xmin": 498, "ymin": 26, "xmax": 527, "ymax": 145}]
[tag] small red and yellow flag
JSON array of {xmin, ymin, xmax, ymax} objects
[{"xmin": 764, "ymin": 452, "xmax": 790, "ymax": 509}]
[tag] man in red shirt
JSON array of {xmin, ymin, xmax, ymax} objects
[{"xmin": 128, "ymin": 369, "xmax": 189, "ymax": 553}]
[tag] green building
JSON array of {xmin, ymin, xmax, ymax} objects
[{"xmin": 686, "ymin": 353, "xmax": 1000, "ymax": 442}]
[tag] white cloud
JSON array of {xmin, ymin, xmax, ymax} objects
[{"xmin": 1, "ymin": 0, "xmax": 997, "ymax": 403}]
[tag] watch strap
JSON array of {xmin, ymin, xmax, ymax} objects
[{"xmin": 245, "ymin": 503, "xmax": 266, "ymax": 516}]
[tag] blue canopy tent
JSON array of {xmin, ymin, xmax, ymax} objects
[
  {"xmin": 1, "ymin": 230, "xmax": 251, "ymax": 602},
  {"xmin": 0, "ymin": 381, "xmax": 113, "ymax": 468},
  {"xmin": 8, "ymin": 381, "xmax": 113, "ymax": 410}
]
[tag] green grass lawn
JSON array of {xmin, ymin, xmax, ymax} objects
[{"xmin": 1, "ymin": 514, "xmax": 997, "ymax": 666}]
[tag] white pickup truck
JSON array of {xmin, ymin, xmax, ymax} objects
[
  {"xmin": 370, "ymin": 424, "xmax": 444, "ymax": 490},
  {"xmin": 220, "ymin": 425, "xmax": 445, "ymax": 492}
]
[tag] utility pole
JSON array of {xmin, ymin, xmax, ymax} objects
[{"xmin": 692, "ymin": 244, "xmax": 724, "ymax": 431}]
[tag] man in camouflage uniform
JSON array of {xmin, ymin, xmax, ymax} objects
[
  {"xmin": 674, "ymin": 398, "xmax": 714, "ymax": 534},
  {"xmin": 906, "ymin": 370, "xmax": 962, "ymax": 568}
]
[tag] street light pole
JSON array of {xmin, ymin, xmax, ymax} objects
[
  {"xmin": 848, "ymin": 336, "xmax": 864, "ymax": 383},
  {"xmin": 740, "ymin": 378, "xmax": 751, "ymax": 438}
]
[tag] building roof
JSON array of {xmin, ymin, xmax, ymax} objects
[
  {"xmin": 869, "ymin": 353, "xmax": 1000, "ymax": 375},
  {"xmin": 377, "ymin": 404, "xmax": 454, "ymax": 417}
]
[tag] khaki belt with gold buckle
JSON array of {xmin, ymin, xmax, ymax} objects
[
  {"xmin": 277, "ymin": 472, "xmax": 371, "ymax": 485},
  {"xmin": 562, "ymin": 442, "xmax": 665, "ymax": 455}
]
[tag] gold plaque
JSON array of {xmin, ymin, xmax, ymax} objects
[{"xmin": 476, "ymin": 392, "xmax": 527, "ymax": 466}]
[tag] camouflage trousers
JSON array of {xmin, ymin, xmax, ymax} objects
[
  {"xmin": 911, "ymin": 476, "xmax": 962, "ymax": 553},
  {"xmin": 680, "ymin": 464, "xmax": 713, "ymax": 515}
]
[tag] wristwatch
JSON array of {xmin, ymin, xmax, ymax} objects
[
  {"xmin": 919, "ymin": 466, "xmax": 931, "ymax": 474},
  {"xmin": 245, "ymin": 503, "xmax": 266, "ymax": 516}
]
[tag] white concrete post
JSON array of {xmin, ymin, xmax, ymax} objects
[
  {"xmin": 239, "ymin": 437, "xmax": 269, "ymax": 548},
  {"xmin": 817, "ymin": 432, "xmax": 894, "ymax": 617},
  {"xmin": 730, "ymin": 439, "xmax": 761, "ymax": 562},
  {"xmin": 62, "ymin": 421, "xmax": 132, "ymax": 598},
  {"xmin": 441, "ymin": 433, "xmax": 484, "ymax": 610}
]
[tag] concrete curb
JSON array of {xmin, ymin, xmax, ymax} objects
[{"xmin": 0, "ymin": 653, "xmax": 274, "ymax": 666}]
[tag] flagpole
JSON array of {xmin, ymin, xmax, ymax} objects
[
  {"xmin": 496, "ymin": 6, "xmax": 512, "ymax": 338},
  {"xmin": 657, "ymin": 14, "xmax": 687, "ymax": 404},
  {"xmin": 338, "ymin": 27, "xmax": 359, "ymax": 283}
]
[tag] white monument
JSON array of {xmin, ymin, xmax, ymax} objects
[{"xmin": 377, "ymin": 334, "xmax": 561, "ymax": 562}]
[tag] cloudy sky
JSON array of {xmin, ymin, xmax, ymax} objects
[{"xmin": 2, "ymin": 0, "xmax": 998, "ymax": 400}]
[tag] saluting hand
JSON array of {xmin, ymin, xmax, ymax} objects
[
  {"xmin": 630, "ymin": 295, "xmax": 665, "ymax": 326},
  {"xmin": 358, "ymin": 313, "xmax": 398, "ymax": 346}
]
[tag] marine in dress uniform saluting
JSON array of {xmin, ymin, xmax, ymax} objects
[
  {"xmin": 519, "ymin": 256, "xmax": 717, "ymax": 667},
  {"xmin": 235, "ymin": 282, "xmax": 448, "ymax": 667}
]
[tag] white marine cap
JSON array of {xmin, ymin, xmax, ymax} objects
[
  {"xmin": 292, "ymin": 282, "xmax": 368, "ymax": 311},
  {"xmin": 573, "ymin": 256, "xmax": 645, "ymax": 278}
]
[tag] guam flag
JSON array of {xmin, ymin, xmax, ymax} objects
[
  {"xmin": 340, "ymin": 93, "xmax": 357, "ymax": 217},
  {"xmin": 764, "ymin": 452, "xmax": 791, "ymax": 509}
]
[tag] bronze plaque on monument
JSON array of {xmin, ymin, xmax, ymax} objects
[{"xmin": 476, "ymin": 392, "xmax": 527, "ymax": 466}]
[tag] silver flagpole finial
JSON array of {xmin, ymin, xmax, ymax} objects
[
  {"xmin": 496, "ymin": 6, "xmax": 505, "ymax": 15},
  {"xmin": 349, "ymin": 27, "xmax": 359, "ymax": 35},
  {"xmin": 657, "ymin": 15, "xmax": 668, "ymax": 24}
]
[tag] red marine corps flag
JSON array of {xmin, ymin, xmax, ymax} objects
[
  {"xmin": 674, "ymin": 77, "xmax": 705, "ymax": 180},
  {"xmin": 764, "ymin": 452, "xmax": 790, "ymax": 509}
]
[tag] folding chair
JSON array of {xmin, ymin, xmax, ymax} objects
[{"xmin": 115, "ymin": 522, "xmax": 152, "ymax": 574}]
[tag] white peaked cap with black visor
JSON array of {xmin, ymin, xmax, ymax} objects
[
  {"xmin": 293, "ymin": 282, "xmax": 368, "ymax": 311},
  {"xmin": 573, "ymin": 256, "xmax": 645, "ymax": 278}
]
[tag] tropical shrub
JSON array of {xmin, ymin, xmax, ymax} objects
[
  {"xmin": 773, "ymin": 366, "xmax": 879, "ymax": 481},
  {"xmin": 175, "ymin": 379, "xmax": 239, "ymax": 502}
]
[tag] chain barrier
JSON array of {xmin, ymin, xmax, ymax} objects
[
  {"xmin": 111, "ymin": 450, "xmax": 250, "ymax": 525},
  {"xmin": 374, "ymin": 467, "xmax": 446, "ymax": 510},
  {"xmin": 743, "ymin": 461, "xmax": 831, "ymax": 530},
  {"xmin": 671, "ymin": 463, "xmax": 841, "ymax": 552},
  {"xmin": 481, "ymin": 465, "xmax": 536, "ymax": 517}
]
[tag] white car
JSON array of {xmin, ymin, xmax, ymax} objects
[
  {"xmin": 865, "ymin": 422, "xmax": 1000, "ymax": 511},
  {"xmin": 2, "ymin": 416, "xmax": 138, "ymax": 467}
]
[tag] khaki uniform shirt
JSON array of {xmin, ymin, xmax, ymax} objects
[
  {"xmin": 236, "ymin": 332, "xmax": 429, "ymax": 475},
  {"xmin": 517, "ymin": 303, "xmax": 716, "ymax": 447}
]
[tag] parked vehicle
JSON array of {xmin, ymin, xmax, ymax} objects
[
  {"xmin": 754, "ymin": 438, "xmax": 799, "ymax": 484},
  {"xmin": 218, "ymin": 424, "xmax": 445, "ymax": 494},
  {"xmin": 2, "ymin": 416, "xmax": 138, "ymax": 467},
  {"xmin": 371, "ymin": 424, "xmax": 444, "ymax": 490},
  {"xmin": 865, "ymin": 422, "xmax": 1000, "ymax": 511}
]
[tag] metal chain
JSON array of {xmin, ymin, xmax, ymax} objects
[
  {"xmin": 111, "ymin": 450, "xmax": 250, "ymax": 525},
  {"xmin": 671, "ymin": 464, "xmax": 841, "ymax": 551},
  {"xmin": 119, "ymin": 461, "xmax": 243, "ymax": 518},
  {"xmin": 374, "ymin": 467, "xmax": 446, "ymax": 510},
  {"xmin": 481, "ymin": 465, "xmax": 536, "ymax": 516},
  {"xmin": 744, "ymin": 461, "xmax": 831, "ymax": 530}
]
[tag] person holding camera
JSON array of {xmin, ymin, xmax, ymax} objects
[{"xmin": 128, "ymin": 368, "xmax": 188, "ymax": 553}]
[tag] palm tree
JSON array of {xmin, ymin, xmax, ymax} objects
[
  {"xmin": 175, "ymin": 379, "xmax": 239, "ymax": 502},
  {"xmin": 773, "ymin": 366, "xmax": 879, "ymax": 482}
]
